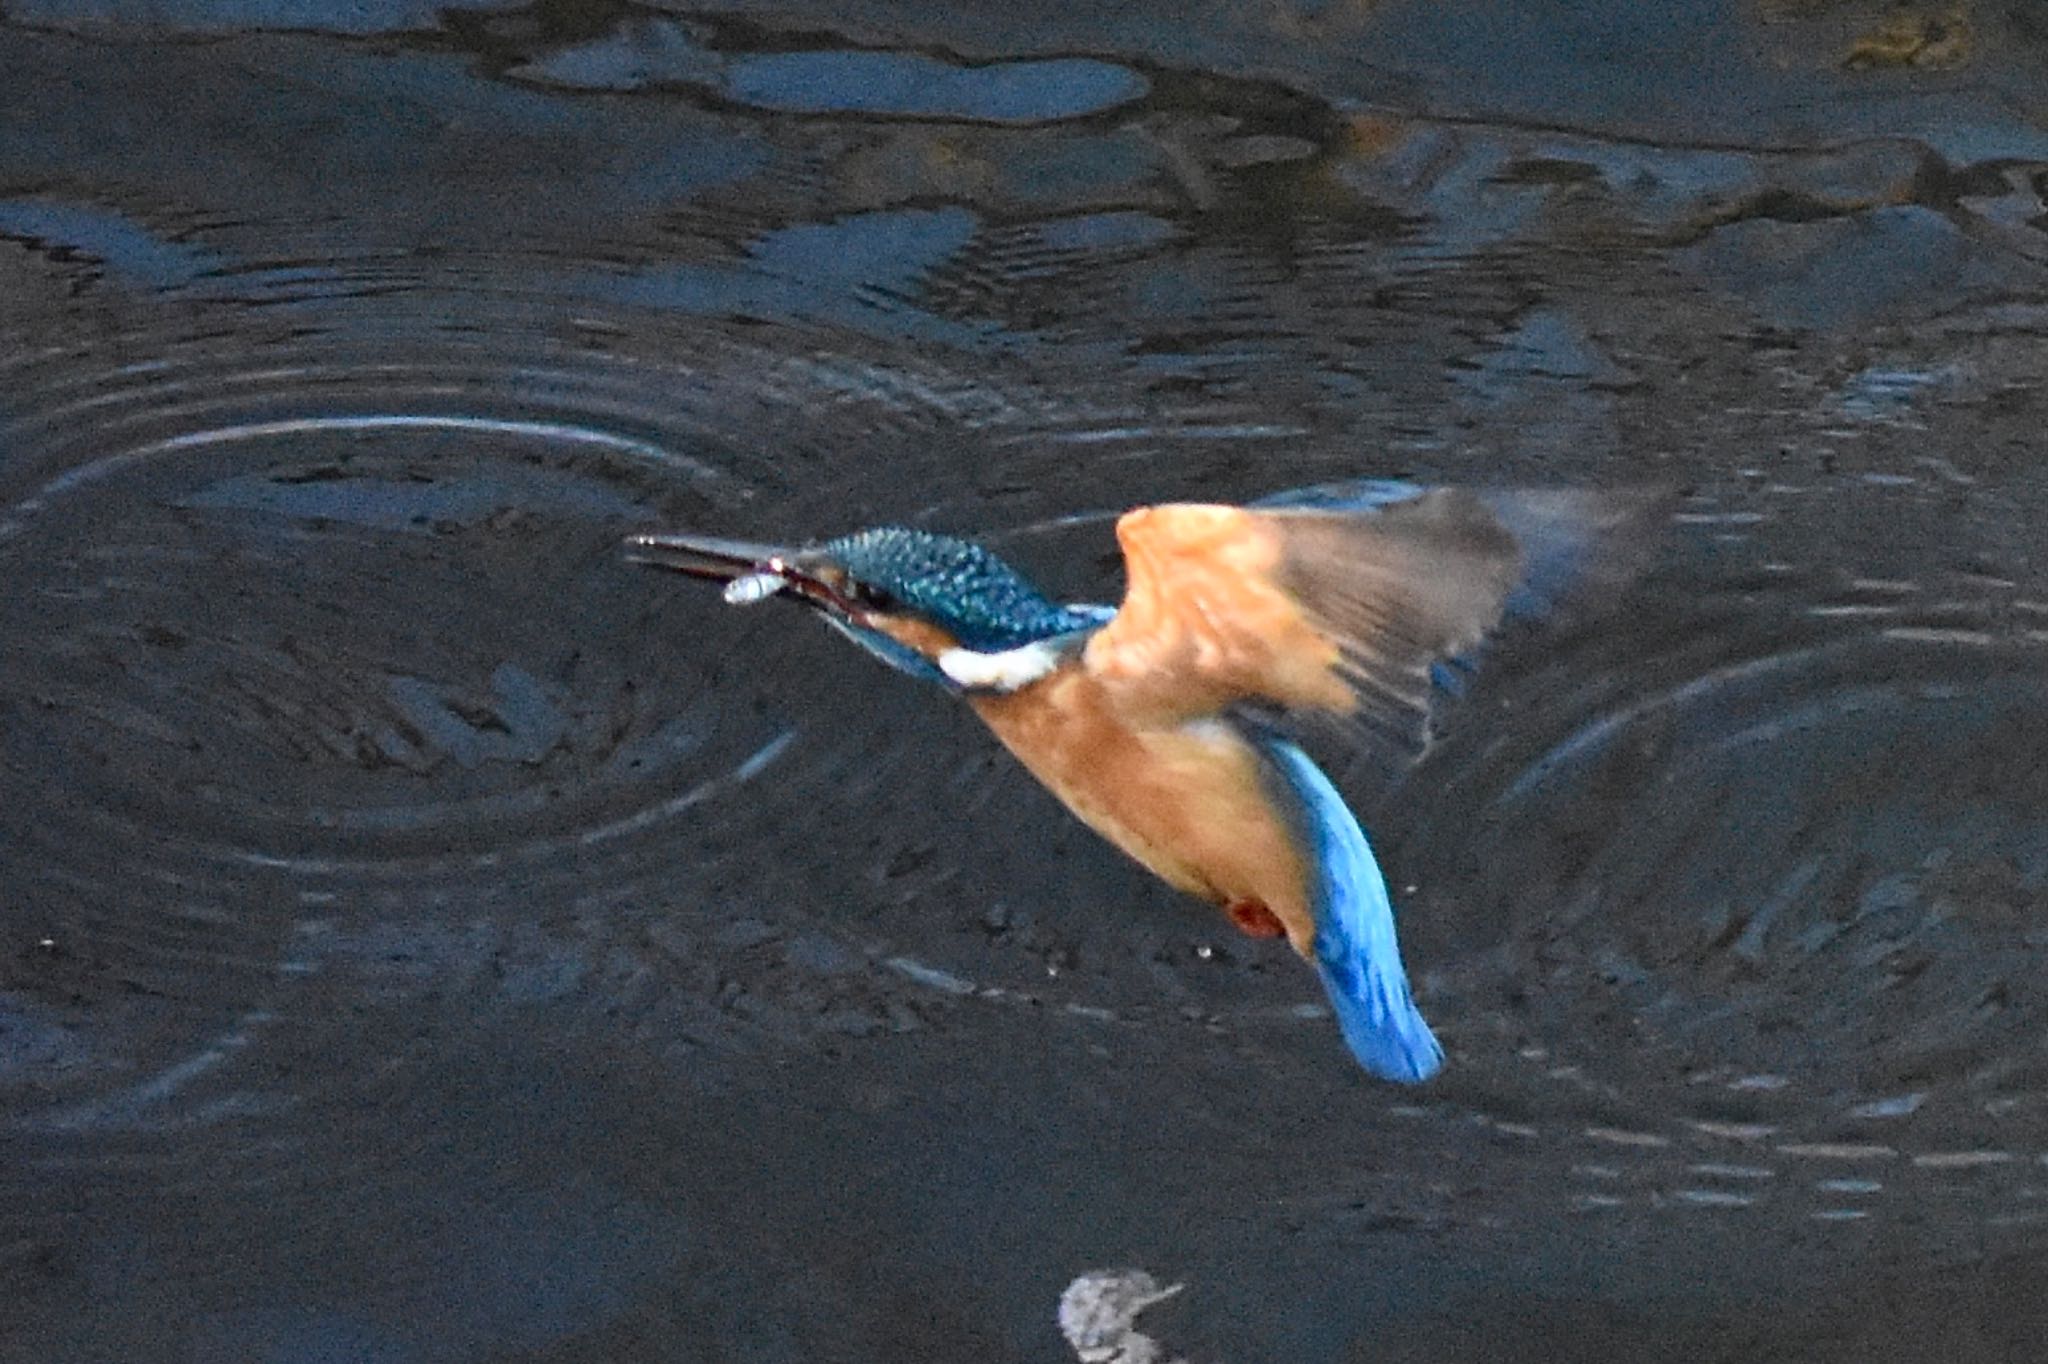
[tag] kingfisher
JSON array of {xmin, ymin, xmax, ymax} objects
[{"xmin": 627, "ymin": 480, "xmax": 1660, "ymax": 1083}]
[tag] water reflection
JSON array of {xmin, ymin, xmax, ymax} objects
[{"xmin": 504, "ymin": 16, "xmax": 1150, "ymax": 124}]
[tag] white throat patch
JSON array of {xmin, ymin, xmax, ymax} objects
[{"xmin": 937, "ymin": 640, "xmax": 1063, "ymax": 692}]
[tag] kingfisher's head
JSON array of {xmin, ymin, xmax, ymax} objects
[{"xmin": 627, "ymin": 524, "xmax": 1109, "ymax": 692}]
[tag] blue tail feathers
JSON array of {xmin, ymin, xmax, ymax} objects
[{"xmin": 1254, "ymin": 736, "xmax": 1444, "ymax": 1083}]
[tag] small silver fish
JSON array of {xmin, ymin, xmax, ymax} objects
[{"xmin": 723, "ymin": 571, "xmax": 786, "ymax": 605}]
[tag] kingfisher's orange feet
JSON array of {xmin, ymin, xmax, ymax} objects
[{"xmin": 1225, "ymin": 897, "xmax": 1285, "ymax": 939}]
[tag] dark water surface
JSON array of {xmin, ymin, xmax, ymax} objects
[{"xmin": 9, "ymin": 2, "xmax": 2048, "ymax": 1360}]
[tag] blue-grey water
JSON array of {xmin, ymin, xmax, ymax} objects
[{"xmin": 7, "ymin": 2, "xmax": 2048, "ymax": 1360}]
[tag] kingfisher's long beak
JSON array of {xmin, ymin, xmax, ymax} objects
[
  {"xmin": 624, "ymin": 531, "xmax": 803, "ymax": 606},
  {"xmin": 624, "ymin": 531, "xmax": 864, "ymax": 613},
  {"xmin": 624, "ymin": 532, "xmax": 787, "ymax": 578}
]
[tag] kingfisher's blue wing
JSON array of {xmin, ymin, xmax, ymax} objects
[{"xmin": 1254, "ymin": 733, "xmax": 1443, "ymax": 1083}]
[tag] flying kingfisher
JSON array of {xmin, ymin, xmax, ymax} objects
[{"xmin": 627, "ymin": 481, "xmax": 1660, "ymax": 1083}]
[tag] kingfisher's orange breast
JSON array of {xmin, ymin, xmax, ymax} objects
[{"xmin": 969, "ymin": 668, "xmax": 1318, "ymax": 953}]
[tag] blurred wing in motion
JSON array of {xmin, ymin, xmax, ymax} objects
[{"xmin": 1084, "ymin": 483, "xmax": 1666, "ymax": 762}]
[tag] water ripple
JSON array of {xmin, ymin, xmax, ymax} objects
[
  {"xmin": 0, "ymin": 257, "xmax": 1166, "ymax": 1177},
  {"xmin": 1322, "ymin": 503, "xmax": 2048, "ymax": 1223}
]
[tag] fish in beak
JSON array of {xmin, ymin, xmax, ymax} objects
[{"xmin": 624, "ymin": 532, "xmax": 854, "ymax": 612}]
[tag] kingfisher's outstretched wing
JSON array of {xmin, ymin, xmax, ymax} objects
[{"xmin": 1082, "ymin": 482, "xmax": 1664, "ymax": 761}]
